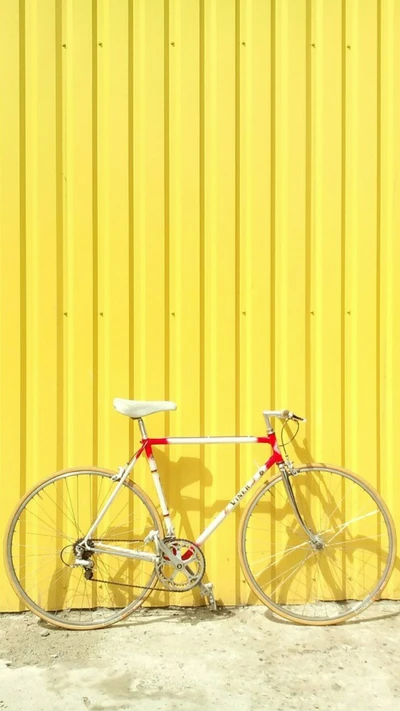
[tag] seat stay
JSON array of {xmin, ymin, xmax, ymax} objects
[{"xmin": 81, "ymin": 442, "xmax": 147, "ymax": 544}]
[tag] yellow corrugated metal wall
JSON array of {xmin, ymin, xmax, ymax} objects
[{"xmin": 1, "ymin": 0, "xmax": 400, "ymax": 611}]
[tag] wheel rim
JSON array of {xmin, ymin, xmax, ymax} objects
[
  {"xmin": 241, "ymin": 467, "xmax": 395, "ymax": 623},
  {"xmin": 7, "ymin": 471, "xmax": 160, "ymax": 628}
]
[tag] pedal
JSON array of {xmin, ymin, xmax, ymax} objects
[{"xmin": 199, "ymin": 582, "xmax": 217, "ymax": 611}]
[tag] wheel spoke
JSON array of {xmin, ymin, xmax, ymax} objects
[
  {"xmin": 323, "ymin": 510, "xmax": 380, "ymax": 544},
  {"xmin": 245, "ymin": 537, "xmax": 310, "ymax": 568},
  {"xmin": 267, "ymin": 551, "xmax": 316, "ymax": 597}
]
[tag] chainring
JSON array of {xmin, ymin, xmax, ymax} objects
[{"xmin": 155, "ymin": 538, "xmax": 205, "ymax": 592}]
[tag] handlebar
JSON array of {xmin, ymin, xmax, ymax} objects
[{"xmin": 263, "ymin": 410, "xmax": 307, "ymax": 423}]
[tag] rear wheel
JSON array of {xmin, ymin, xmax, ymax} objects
[
  {"xmin": 5, "ymin": 467, "xmax": 163, "ymax": 630},
  {"xmin": 238, "ymin": 464, "xmax": 396, "ymax": 625}
]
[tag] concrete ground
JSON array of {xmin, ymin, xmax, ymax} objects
[{"xmin": 0, "ymin": 603, "xmax": 399, "ymax": 711}]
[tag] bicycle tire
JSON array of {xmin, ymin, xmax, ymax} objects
[
  {"xmin": 4, "ymin": 467, "xmax": 163, "ymax": 630},
  {"xmin": 238, "ymin": 463, "xmax": 396, "ymax": 625}
]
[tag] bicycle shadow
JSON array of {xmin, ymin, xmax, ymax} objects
[
  {"xmin": 286, "ymin": 428, "xmax": 314, "ymax": 465},
  {"xmin": 147, "ymin": 444, "xmax": 400, "ymax": 612},
  {"xmin": 145, "ymin": 447, "xmax": 219, "ymax": 608},
  {"xmin": 291, "ymin": 433, "xmax": 400, "ymax": 601},
  {"xmin": 44, "ymin": 524, "xmax": 169, "ymax": 621}
]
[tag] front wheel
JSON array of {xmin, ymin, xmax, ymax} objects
[
  {"xmin": 4, "ymin": 468, "xmax": 163, "ymax": 630},
  {"xmin": 238, "ymin": 464, "xmax": 396, "ymax": 625}
]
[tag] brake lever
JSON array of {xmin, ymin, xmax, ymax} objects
[
  {"xmin": 291, "ymin": 412, "xmax": 307, "ymax": 423},
  {"xmin": 282, "ymin": 410, "xmax": 307, "ymax": 423}
]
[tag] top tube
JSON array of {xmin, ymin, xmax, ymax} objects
[{"xmin": 144, "ymin": 436, "xmax": 273, "ymax": 445}]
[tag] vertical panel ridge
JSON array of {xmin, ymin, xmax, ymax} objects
[
  {"xmin": 305, "ymin": 0, "xmax": 312, "ymax": 437},
  {"xmin": 56, "ymin": 0, "xmax": 64, "ymax": 470},
  {"xmin": 376, "ymin": 0, "xmax": 382, "ymax": 492},
  {"xmin": 164, "ymin": 0, "xmax": 170, "ymax": 412},
  {"xmin": 199, "ymin": 0, "xmax": 205, "ymax": 531},
  {"xmin": 234, "ymin": 0, "xmax": 241, "ymax": 434},
  {"xmin": 234, "ymin": 0, "xmax": 241, "ymax": 599},
  {"xmin": 19, "ymin": 0, "xmax": 27, "ymax": 497},
  {"xmin": 340, "ymin": 0, "xmax": 347, "ymax": 465},
  {"xmin": 92, "ymin": 0, "xmax": 98, "ymax": 465},
  {"xmin": 128, "ymin": 0, "xmax": 134, "ymax": 454},
  {"xmin": 270, "ymin": 0, "xmax": 276, "ymax": 408}
]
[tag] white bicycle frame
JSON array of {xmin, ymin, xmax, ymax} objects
[{"xmin": 80, "ymin": 411, "xmax": 290, "ymax": 563}]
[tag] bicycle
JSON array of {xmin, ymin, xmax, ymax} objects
[{"xmin": 4, "ymin": 399, "xmax": 396, "ymax": 630}]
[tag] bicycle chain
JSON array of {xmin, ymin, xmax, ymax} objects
[
  {"xmin": 89, "ymin": 577, "xmax": 171, "ymax": 591},
  {"xmin": 88, "ymin": 538, "xmax": 186, "ymax": 592}
]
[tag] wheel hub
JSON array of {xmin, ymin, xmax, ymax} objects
[{"xmin": 310, "ymin": 535, "xmax": 324, "ymax": 551}]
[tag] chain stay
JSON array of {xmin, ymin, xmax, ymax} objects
[
  {"xmin": 88, "ymin": 538, "xmax": 187, "ymax": 592},
  {"xmin": 87, "ymin": 538, "xmax": 199, "ymax": 593},
  {"xmin": 91, "ymin": 538, "xmax": 143, "ymax": 543}
]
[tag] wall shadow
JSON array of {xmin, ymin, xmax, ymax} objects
[
  {"xmin": 283, "ymin": 422, "xmax": 314, "ymax": 464},
  {"xmin": 145, "ymin": 447, "xmax": 224, "ymax": 608}
]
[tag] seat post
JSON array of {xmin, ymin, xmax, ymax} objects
[{"xmin": 137, "ymin": 417, "xmax": 148, "ymax": 440}]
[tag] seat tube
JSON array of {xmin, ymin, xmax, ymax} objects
[{"xmin": 138, "ymin": 418, "xmax": 175, "ymax": 537}]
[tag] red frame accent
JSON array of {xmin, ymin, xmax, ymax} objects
[
  {"xmin": 144, "ymin": 442, "xmax": 154, "ymax": 458},
  {"xmin": 264, "ymin": 433, "xmax": 285, "ymax": 469},
  {"xmin": 140, "ymin": 433, "xmax": 284, "ymax": 470},
  {"xmin": 122, "ymin": 431, "xmax": 285, "ymax": 548}
]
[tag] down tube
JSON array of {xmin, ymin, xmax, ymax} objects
[{"xmin": 195, "ymin": 464, "xmax": 269, "ymax": 547}]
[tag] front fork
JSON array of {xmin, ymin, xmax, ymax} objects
[{"xmin": 279, "ymin": 463, "xmax": 322, "ymax": 547}]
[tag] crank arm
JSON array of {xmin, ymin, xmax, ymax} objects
[
  {"xmin": 156, "ymin": 537, "xmax": 190, "ymax": 568},
  {"xmin": 145, "ymin": 530, "xmax": 189, "ymax": 568}
]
